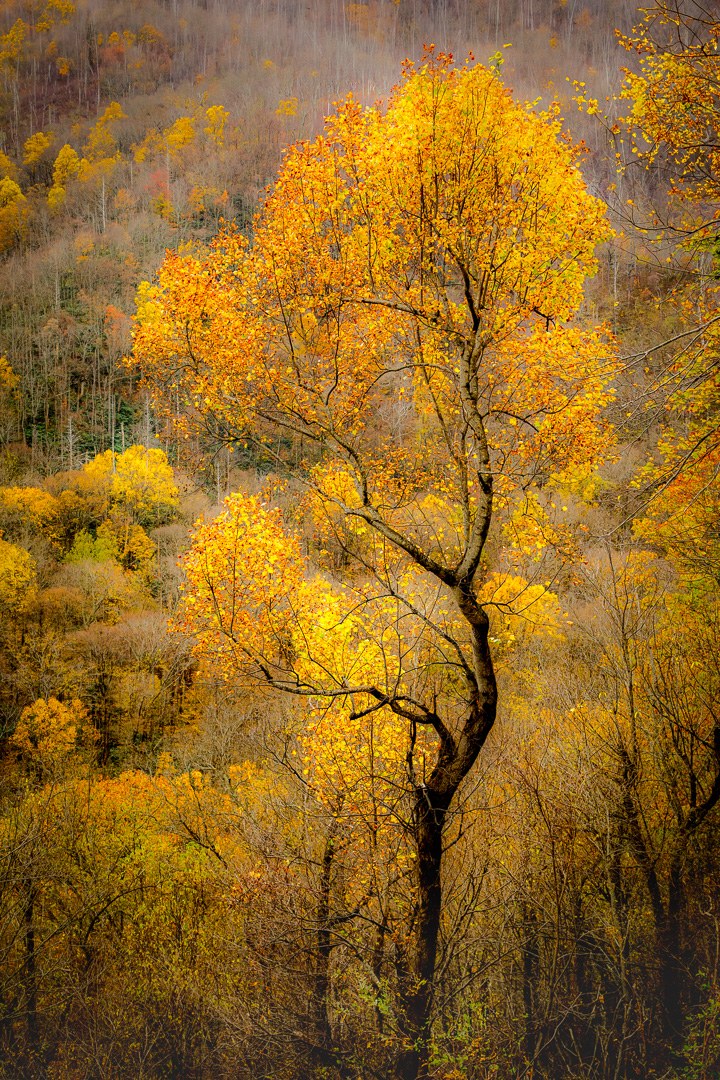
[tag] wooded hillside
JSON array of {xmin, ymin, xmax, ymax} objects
[{"xmin": 1, "ymin": 2, "xmax": 719, "ymax": 1079}]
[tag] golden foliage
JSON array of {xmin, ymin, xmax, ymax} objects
[
  {"xmin": 0, "ymin": 536, "xmax": 36, "ymax": 614},
  {"xmin": 0, "ymin": 484, "xmax": 59, "ymax": 543},
  {"xmin": 83, "ymin": 444, "xmax": 178, "ymax": 524},
  {"xmin": 22, "ymin": 129, "xmax": 55, "ymax": 165},
  {"xmin": 142, "ymin": 56, "xmax": 617, "ymax": 842},
  {"xmin": 12, "ymin": 695, "xmax": 87, "ymax": 777}
]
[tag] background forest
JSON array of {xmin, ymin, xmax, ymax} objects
[{"xmin": 1, "ymin": 1, "xmax": 720, "ymax": 1079}]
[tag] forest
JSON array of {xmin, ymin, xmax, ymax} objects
[{"xmin": 0, "ymin": 1, "xmax": 719, "ymax": 1078}]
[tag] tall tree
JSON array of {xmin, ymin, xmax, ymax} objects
[
  {"xmin": 579, "ymin": 2, "xmax": 720, "ymax": 554},
  {"xmin": 133, "ymin": 51, "xmax": 616, "ymax": 1080}
]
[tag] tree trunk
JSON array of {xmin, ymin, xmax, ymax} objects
[
  {"xmin": 393, "ymin": 597, "xmax": 497, "ymax": 1080},
  {"xmin": 312, "ymin": 826, "xmax": 336, "ymax": 1064},
  {"xmin": 522, "ymin": 900, "xmax": 539, "ymax": 1066},
  {"xmin": 395, "ymin": 617, "xmax": 496, "ymax": 1080},
  {"xmin": 24, "ymin": 883, "xmax": 37, "ymax": 1071},
  {"xmin": 660, "ymin": 855, "xmax": 686, "ymax": 1046},
  {"xmin": 396, "ymin": 788, "xmax": 447, "ymax": 1080}
]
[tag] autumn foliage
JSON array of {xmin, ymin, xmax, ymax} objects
[
  {"xmin": 1, "ymin": 5, "xmax": 720, "ymax": 1080},
  {"xmin": 131, "ymin": 52, "xmax": 621, "ymax": 1080}
]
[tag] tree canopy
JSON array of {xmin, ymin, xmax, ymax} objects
[{"xmin": 134, "ymin": 51, "xmax": 618, "ymax": 1080}]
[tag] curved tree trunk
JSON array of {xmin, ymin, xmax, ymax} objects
[
  {"xmin": 396, "ymin": 612, "xmax": 497, "ymax": 1080},
  {"xmin": 397, "ymin": 793, "xmax": 447, "ymax": 1080}
]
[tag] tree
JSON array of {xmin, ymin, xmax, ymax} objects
[
  {"xmin": 578, "ymin": 2, "xmax": 720, "ymax": 569},
  {"xmin": 11, "ymin": 695, "xmax": 88, "ymax": 781},
  {"xmin": 0, "ymin": 537, "xmax": 36, "ymax": 616},
  {"xmin": 47, "ymin": 142, "xmax": 80, "ymax": 209},
  {"xmin": 555, "ymin": 544, "xmax": 720, "ymax": 1060},
  {"xmin": 22, "ymin": 129, "xmax": 55, "ymax": 172},
  {"xmin": 0, "ymin": 485, "xmax": 60, "ymax": 546},
  {"xmin": 0, "ymin": 175, "xmax": 28, "ymax": 252},
  {"xmin": 82, "ymin": 444, "xmax": 178, "ymax": 525},
  {"xmin": 134, "ymin": 52, "xmax": 616, "ymax": 1080},
  {"xmin": 0, "ymin": 356, "xmax": 19, "ymax": 448},
  {"xmin": 615, "ymin": 0, "xmax": 720, "ymax": 234}
]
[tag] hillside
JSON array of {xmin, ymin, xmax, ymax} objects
[{"xmin": 2, "ymin": 3, "xmax": 720, "ymax": 1079}]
